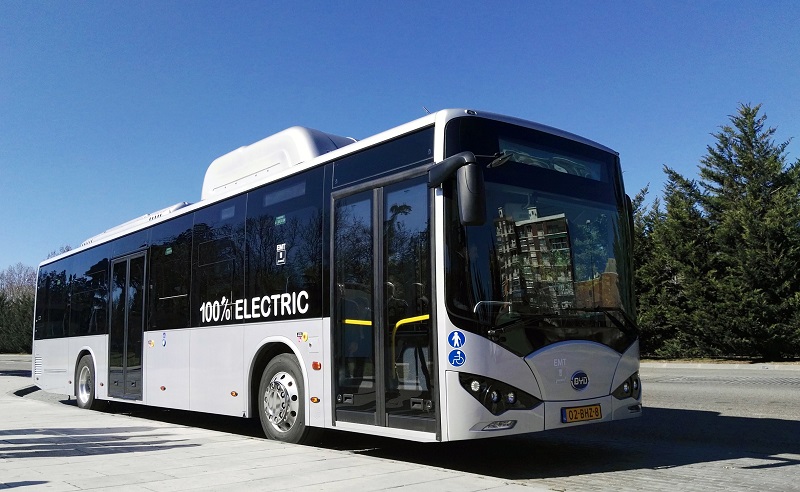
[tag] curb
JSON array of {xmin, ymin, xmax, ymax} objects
[{"xmin": 641, "ymin": 361, "xmax": 800, "ymax": 371}]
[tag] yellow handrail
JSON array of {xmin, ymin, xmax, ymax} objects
[{"xmin": 392, "ymin": 314, "xmax": 430, "ymax": 377}]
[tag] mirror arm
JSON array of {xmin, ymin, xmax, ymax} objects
[{"xmin": 428, "ymin": 152, "xmax": 477, "ymax": 187}]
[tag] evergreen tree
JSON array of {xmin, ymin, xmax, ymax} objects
[
  {"xmin": 696, "ymin": 104, "xmax": 800, "ymax": 359},
  {"xmin": 636, "ymin": 169, "xmax": 716, "ymax": 357}
]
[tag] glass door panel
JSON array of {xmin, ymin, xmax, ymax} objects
[
  {"xmin": 383, "ymin": 179, "xmax": 434, "ymax": 428},
  {"xmin": 108, "ymin": 253, "xmax": 145, "ymax": 400},
  {"xmin": 333, "ymin": 190, "xmax": 377, "ymax": 423}
]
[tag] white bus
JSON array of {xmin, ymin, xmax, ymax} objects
[{"xmin": 32, "ymin": 109, "xmax": 641, "ymax": 444}]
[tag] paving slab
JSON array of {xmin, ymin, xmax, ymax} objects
[{"xmin": 0, "ymin": 372, "xmax": 546, "ymax": 491}]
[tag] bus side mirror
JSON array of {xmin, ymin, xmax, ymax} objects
[
  {"xmin": 428, "ymin": 152, "xmax": 486, "ymax": 226},
  {"xmin": 456, "ymin": 163, "xmax": 486, "ymax": 226}
]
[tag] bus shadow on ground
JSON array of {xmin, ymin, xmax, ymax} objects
[
  {"xmin": 24, "ymin": 387, "xmax": 800, "ymax": 480},
  {"xmin": 0, "ymin": 425, "xmax": 199, "ymax": 460},
  {"xmin": 329, "ymin": 407, "xmax": 800, "ymax": 480}
]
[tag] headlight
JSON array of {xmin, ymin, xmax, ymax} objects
[
  {"xmin": 612, "ymin": 372, "xmax": 641, "ymax": 400},
  {"xmin": 458, "ymin": 373, "xmax": 542, "ymax": 416}
]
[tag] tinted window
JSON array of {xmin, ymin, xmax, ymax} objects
[
  {"xmin": 149, "ymin": 213, "xmax": 193, "ymax": 330},
  {"xmin": 245, "ymin": 168, "xmax": 324, "ymax": 320},
  {"xmin": 333, "ymin": 128, "xmax": 434, "ymax": 189},
  {"xmin": 112, "ymin": 229, "xmax": 149, "ymax": 257},
  {"xmin": 68, "ymin": 244, "xmax": 110, "ymax": 336},
  {"xmin": 35, "ymin": 258, "xmax": 71, "ymax": 339},
  {"xmin": 192, "ymin": 195, "xmax": 246, "ymax": 326}
]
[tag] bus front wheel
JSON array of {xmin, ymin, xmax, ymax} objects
[{"xmin": 257, "ymin": 354, "xmax": 318, "ymax": 444}]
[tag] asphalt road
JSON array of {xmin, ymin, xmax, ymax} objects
[{"xmin": 5, "ymin": 356, "xmax": 800, "ymax": 491}]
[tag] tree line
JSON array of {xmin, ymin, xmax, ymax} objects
[
  {"xmin": 634, "ymin": 104, "xmax": 800, "ymax": 360},
  {"xmin": 0, "ymin": 263, "xmax": 36, "ymax": 353},
  {"xmin": 3, "ymin": 105, "xmax": 799, "ymax": 360}
]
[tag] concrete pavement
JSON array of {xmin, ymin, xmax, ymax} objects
[{"xmin": 0, "ymin": 357, "xmax": 544, "ymax": 491}]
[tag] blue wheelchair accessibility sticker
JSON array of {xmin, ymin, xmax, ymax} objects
[
  {"xmin": 448, "ymin": 349, "xmax": 466, "ymax": 367},
  {"xmin": 448, "ymin": 330, "xmax": 465, "ymax": 348}
]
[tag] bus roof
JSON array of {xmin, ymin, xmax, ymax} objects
[{"xmin": 40, "ymin": 109, "xmax": 617, "ymax": 267}]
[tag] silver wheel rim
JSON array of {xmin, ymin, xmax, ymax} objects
[
  {"xmin": 77, "ymin": 364, "xmax": 92, "ymax": 405},
  {"xmin": 263, "ymin": 371, "xmax": 299, "ymax": 433}
]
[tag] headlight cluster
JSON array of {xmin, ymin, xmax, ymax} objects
[
  {"xmin": 612, "ymin": 372, "xmax": 641, "ymax": 400},
  {"xmin": 458, "ymin": 372, "xmax": 542, "ymax": 416}
]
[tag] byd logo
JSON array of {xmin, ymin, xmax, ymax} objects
[{"xmin": 571, "ymin": 371, "xmax": 589, "ymax": 391}]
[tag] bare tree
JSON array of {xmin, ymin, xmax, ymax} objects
[{"xmin": 0, "ymin": 263, "xmax": 36, "ymax": 299}]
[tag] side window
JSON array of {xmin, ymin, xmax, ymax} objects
[
  {"xmin": 332, "ymin": 128, "xmax": 434, "ymax": 189},
  {"xmin": 68, "ymin": 245, "xmax": 110, "ymax": 337},
  {"xmin": 35, "ymin": 259, "xmax": 70, "ymax": 339},
  {"xmin": 245, "ymin": 168, "xmax": 324, "ymax": 320},
  {"xmin": 192, "ymin": 195, "xmax": 246, "ymax": 326},
  {"xmin": 149, "ymin": 214, "xmax": 193, "ymax": 330}
]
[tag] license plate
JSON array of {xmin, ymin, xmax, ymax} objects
[{"xmin": 561, "ymin": 404, "xmax": 602, "ymax": 423}]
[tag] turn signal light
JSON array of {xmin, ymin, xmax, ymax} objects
[
  {"xmin": 312, "ymin": 361, "xmax": 322, "ymax": 370},
  {"xmin": 310, "ymin": 397, "xmax": 320, "ymax": 403}
]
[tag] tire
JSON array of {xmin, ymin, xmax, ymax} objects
[
  {"xmin": 257, "ymin": 354, "xmax": 319, "ymax": 444},
  {"xmin": 75, "ymin": 355, "xmax": 103, "ymax": 410}
]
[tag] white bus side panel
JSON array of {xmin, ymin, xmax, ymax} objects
[
  {"xmin": 145, "ymin": 330, "xmax": 191, "ymax": 410},
  {"xmin": 243, "ymin": 318, "xmax": 325, "ymax": 426},
  {"xmin": 68, "ymin": 336, "xmax": 108, "ymax": 399},
  {"xmin": 189, "ymin": 327, "xmax": 245, "ymax": 416},
  {"xmin": 33, "ymin": 338, "xmax": 70, "ymax": 394},
  {"xmin": 33, "ymin": 336, "xmax": 108, "ymax": 398}
]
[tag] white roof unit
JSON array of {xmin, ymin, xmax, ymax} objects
[{"xmin": 201, "ymin": 126, "xmax": 355, "ymax": 200}]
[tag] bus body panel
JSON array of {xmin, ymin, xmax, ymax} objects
[
  {"xmin": 32, "ymin": 338, "xmax": 69, "ymax": 394},
  {"xmin": 242, "ymin": 319, "xmax": 323, "ymax": 426},
  {"xmin": 437, "ymin": 323, "xmax": 544, "ymax": 399},
  {"xmin": 68, "ymin": 338, "xmax": 107, "ymax": 399},
  {"xmin": 444, "ymin": 370, "xmax": 545, "ymax": 441},
  {"xmin": 524, "ymin": 341, "xmax": 622, "ymax": 401},
  {"xmin": 188, "ymin": 326, "xmax": 245, "ymax": 416},
  {"xmin": 145, "ymin": 329, "xmax": 191, "ymax": 410}
]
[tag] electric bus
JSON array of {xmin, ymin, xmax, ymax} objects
[{"xmin": 32, "ymin": 109, "xmax": 641, "ymax": 444}]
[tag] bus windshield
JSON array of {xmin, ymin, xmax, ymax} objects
[{"xmin": 444, "ymin": 117, "xmax": 637, "ymax": 356}]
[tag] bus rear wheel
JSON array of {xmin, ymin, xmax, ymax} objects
[
  {"xmin": 257, "ymin": 354, "xmax": 318, "ymax": 444},
  {"xmin": 75, "ymin": 355, "xmax": 103, "ymax": 410}
]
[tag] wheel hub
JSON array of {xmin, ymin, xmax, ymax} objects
[
  {"xmin": 263, "ymin": 371, "xmax": 299, "ymax": 433},
  {"xmin": 77, "ymin": 365, "xmax": 92, "ymax": 405}
]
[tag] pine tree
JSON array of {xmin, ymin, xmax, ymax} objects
[
  {"xmin": 637, "ymin": 169, "xmax": 717, "ymax": 357},
  {"xmin": 696, "ymin": 104, "xmax": 800, "ymax": 359}
]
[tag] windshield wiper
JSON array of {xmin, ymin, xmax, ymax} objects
[
  {"xmin": 486, "ymin": 151, "xmax": 513, "ymax": 168},
  {"xmin": 562, "ymin": 307, "xmax": 638, "ymax": 333},
  {"xmin": 486, "ymin": 312, "xmax": 560, "ymax": 339}
]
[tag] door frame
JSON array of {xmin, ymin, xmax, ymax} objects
[
  {"xmin": 108, "ymin": 251, "xmax": 147, "ymax": 400},
  {"xmin": 330, "ymin": 169, "xmax": 439, "ymax": 433}
]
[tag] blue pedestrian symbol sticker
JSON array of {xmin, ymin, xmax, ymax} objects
[
  {"xmin": 448, "ymin": 330, "xmax": 465, "ymax": 348},
  {"xmin": 449, "ymin": 349, "xmax": 466, "ymax": 367}
]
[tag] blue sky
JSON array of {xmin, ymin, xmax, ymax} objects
[{"xmin": 2, "ymin": 1, "xmax": 799, "ymax": 270}]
